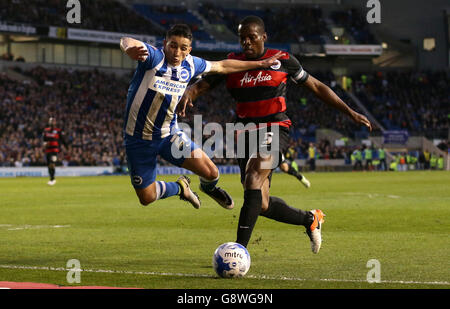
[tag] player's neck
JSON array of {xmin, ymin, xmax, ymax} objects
[{"xmin": 245, "ymin": 48, "xmax": 266, "ymax": 60}]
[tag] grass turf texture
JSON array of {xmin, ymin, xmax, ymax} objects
[{"xmin": 0, "ymin": 171, "xmax": 449, "ymax": 289}]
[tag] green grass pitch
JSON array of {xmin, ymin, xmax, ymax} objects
[{"xmin": 0, "ymin": 171, "xmax": 449, "ymax": 289}]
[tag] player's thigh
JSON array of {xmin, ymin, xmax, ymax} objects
[
  {"xmin": 181, "ymin": 148, "xmax": 218, "ymax": 180},
  {"xmin": 46, "ymin": 153, "xmax": 58, "ymax": 166},
  {"xmin": 125, "ymin": 140, "xmax": 158, "ymax": 191},
  {"xmin": 242, "ymin": 125, "xmax": 288, "ymax": 189},
  {"xmin": 244, "ymin": 155, "xmax": 275, "ymax": 190},
  {"xmin": 159, "ymin": 131, "xmax": 218, "ymax": 180}
]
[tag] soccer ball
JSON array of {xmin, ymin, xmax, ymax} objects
[{"xmin": 212, "ymin": 242, "xmax": 251, "ymax": 278}]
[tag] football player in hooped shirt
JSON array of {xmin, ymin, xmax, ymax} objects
[
  {"xmin": 120, "ymin": 24, "xmax": 284, "ymax": 210},
  {"xmin": 43, "ymin": 117, "xmax": 66, "ymax": 186},
  {"xmin": 179, "ymin": 16, "xmax": 372, "ymax": 253}
]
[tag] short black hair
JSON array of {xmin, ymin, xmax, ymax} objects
[
  {"xmin": 238, "ymin": 16, "xmax": 265, "ymax": 32},
  {"xmin": 166, "ymin": 24, "xmax": 193, "ymax": 41}
]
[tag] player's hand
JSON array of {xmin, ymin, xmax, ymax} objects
[
  {"xmin": 177, "ymin": 91, "xmax": 194, "ymax": 118},
  {"xmin": 259, "ymin": 51, "xmax": 285, "ymax": 67},
  {"xmin": 350, "ymin": 111, "xmax": 372, "ymax": 132},
  {"xmin": 125, "ymin": 45, "xmax": 149, "ymax": 62}
]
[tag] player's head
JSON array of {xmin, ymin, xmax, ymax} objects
[
  {"xmin": 238, "ymin": 16, "xmax": 267, "ymax": 59},
  {"xmin": 48, "ymin": 117, "xmax": 56, "ymax": 127},
  {"xmin": 163, "ymin": 24, "xmax": 193, "ymax": 66}
]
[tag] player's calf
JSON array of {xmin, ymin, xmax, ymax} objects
[
  {"xmin": 135, "ymin": 179, "xmax": 199, "ymax": 208},
  {"xmin": 199, "ymin": 171, "xmax": 234, "ymax": 210},
  {"xmin": 182, "ymin": 151, "xmax": 232, "ymax": 209}
]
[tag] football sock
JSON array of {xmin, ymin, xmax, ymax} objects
[
  {"xmin": 48, "ymin": 166, "xmax": 55, "ymax": 181},
  {"xmin": 261, "ymin": 196, "xmax": 313, "ymax": 226},
  {"xmin": 236, "ymin": 189, "xmax": 262, "ymax": 248},
  {"xmin": 155, "ymin": 181, "xmax": 180, "ymax": 200},
  {"xmin": 199, "ymin": 173, "xmax": 219, "ymax": 193},
  {"xmin": 287, "ymin": 164, "xmax": 303, "ymax": 180}
]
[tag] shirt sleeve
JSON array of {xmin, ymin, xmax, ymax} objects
[
  {"xmin": 191, "ymin": 55, "xmax": 211, "ymax": 78},
  {"xmin": 138, "ymin": 42, "xmax": 163, "ymax": 70},
  {"xmin": 284, "ymin": 53, "xmax": 309, "ymax": 84}
]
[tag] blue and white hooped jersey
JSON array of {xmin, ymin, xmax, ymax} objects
[{"xmin": 124, "ymin": 43, "xmax": 211, "ymax": 140}]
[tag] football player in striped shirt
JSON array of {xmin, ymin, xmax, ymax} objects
[
  {"xmin": 120, "ymin": 24, "xmax": 283, "ymax": 210},
  {"xmin": 179, "ymin": 16, "xmax": 372, "ymax": 253}
]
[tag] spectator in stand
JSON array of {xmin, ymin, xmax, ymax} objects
[
  {"xmin": 423, "ymin": 150, "xmax": 431, "ymax": 169},
  {"xmin": 307, "ymin": 142, "xmax": 316, "ymax": 172},
  {"xmin": 378, "ymin": 146, "xmax": 387, "ymax": 171},
  {"xmin": 363, "ymin": 145, "xmax": 373, "ymax": 171},
  {"xmin": 437, "ymin": 155, "xmax": 444, "ymax": 170},
  {"xmin": 352, "ymin": 147, "xmax": 363, "ymax": 171}
]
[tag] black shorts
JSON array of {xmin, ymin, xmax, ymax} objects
[
  {"xmin": 236, "ymin": 125, "xmax": 290, "ymax": 185},
  {"xmin": 46, "ymin": 152, "xmax": 58, "ymax": 164}
]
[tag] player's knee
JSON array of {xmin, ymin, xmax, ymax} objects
[
  {"xmin": 135, "ymin": 182, "xmax": 160, "ymax": 206},
  {"xmin": 209, "ymin": 165, "xmax": 219, "ymax": 180},
  {"xmin": 139, "ymin": 196, "xmax": 156, "ymax": 206},
  {"xmin": 137, "ymin": 191, "xmax": 157, "ymax": 206},
  {"xmin": 279, "ymin": 162, "xmax": 288, "ymax": 172},
  {"xmin": 203, "ymin": 163, "xmax": 219, "ymax": 180},
  {"xmin": 244, "ymin": 170, "xmax": 263, "ymax": 189}
]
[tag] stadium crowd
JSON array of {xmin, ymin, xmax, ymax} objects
[
  {"xmin": 0, "ymin": 65, "xmax": 448, "ymax": 168},
  {"xmin": 349, "ymin": 70, "xmax": 449, "ymax": 137},
  {"xmin": 0, "ymin": 0, "xmax": 377, "ymax": 45},
  {"xmin": 0, "ymin": 0, "xmax": 164, "ymax": 36},
  {"xmin": 198, "ymin": 2, "xmax": 329, "ymax": 44},
  {"xmin": 0, "ymin": 67, "xmax": 128, "ymax": 167},
  {"xmin": 330, "ymin": 8, "xmax": 378, "ymax": 44},
  {"xmin": 132, "ymin": 3, "xmax": 214, "ymax": 41}
]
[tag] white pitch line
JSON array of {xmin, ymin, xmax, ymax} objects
[
  {"xmin": 0, "ymin": 224, "xmax": 70, "ymax": 231},
  {"xmin": 342, "ymin": 192, "xmax": 401, "ymax": 199},
  {"xmin": 0, "ymin": 264, "xmax": 449, "ymax": 286}
]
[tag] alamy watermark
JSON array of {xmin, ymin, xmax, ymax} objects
[
  {"xmin": 66, "ymin": 259, "xmax": 81, "ymax": 284},
  {"xmin": 366, "ymin": 0, "xmax": 381, "ymax": 24},
  {"xmin": 66, "ymin": 0, "xmax": 81, "ymax": 24},
  {"xmin": 171, "ymin": 115, "xmax": 281, "ymax": 170},
  {"xmin": 366, "ymin": 259, "xmax": 381, "ymax": 283}
]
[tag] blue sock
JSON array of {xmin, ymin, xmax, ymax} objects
[
  {"xmin": 199, "ymin": 174, "xmax": 219, "ymax": 193},
  {"xmin": 156, "ymin": 181, "xmax": 180, "ymax": 200}
]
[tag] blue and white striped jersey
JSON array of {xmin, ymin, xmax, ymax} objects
[{"xmin": 124, "ymin": 43, "xmax": 211, "ymax": 140}]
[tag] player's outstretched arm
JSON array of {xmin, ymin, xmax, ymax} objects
[
  {"xmin": 302, "ymin": 74, "xmax": 372, "ymax": 131},
  {"xmin": 209, "ymin": 51, "xmax": 285, "ymax": 74},
  {"xmin": 177, "ymin": 79, "xmax": 212, "ymax": 117},
  {"xmin": 120, "ymin": 37, "xmax": 149, "ymax": 61}
]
